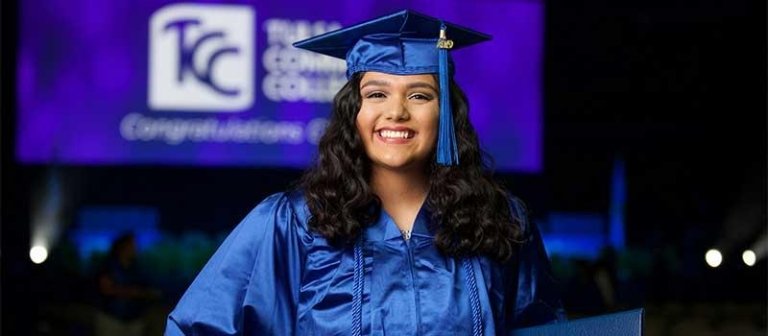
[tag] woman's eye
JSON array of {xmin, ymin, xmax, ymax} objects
[
  {"xmin": 365, "ymin": 92, "xmax": 386, "ymax": 99},
  {"xmin": 410, "ymin": 93, "xmax": 433, "ymax": 101}
]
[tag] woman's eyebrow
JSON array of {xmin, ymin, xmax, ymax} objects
[
  {"xmin": 360, "ymin": 80, "xmax": 437, "ymax": 93},
  {"xmin": 360, "ymin": 80, "xmax": 390, "ymax": 90},
  {"xmin": 407, "ymin": 82, "xmax": 438, "ymax": 93}
]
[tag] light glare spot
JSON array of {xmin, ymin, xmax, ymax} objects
[
  {"xmin": 742, "ymin": 250, "xmax": 756, "ymax": 267},
  {"xmin": 30, "ymin": 246, "xmax": 48, "ymax": 264},
  {"xmin": 705, "ymin": 249, "xmax": 722, "ymax": 268}
]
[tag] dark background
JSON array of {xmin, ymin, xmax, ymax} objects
[{"xmin": 2, "ymin": 0, "xmax": 766, "ymax": 334}]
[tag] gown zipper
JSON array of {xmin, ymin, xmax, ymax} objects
[{"xmin": 405, "ymin": 235, "xmax": 422, "ymax": 335}]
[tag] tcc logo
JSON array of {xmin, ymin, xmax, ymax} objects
[{"xmin": 149, "ymin": 4, "xmax": 254, "ymax": 111}]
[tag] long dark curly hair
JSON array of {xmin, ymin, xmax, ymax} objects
[{"xmin": 299, "ymin": 73, "xmax": 523, "ymax": 261}]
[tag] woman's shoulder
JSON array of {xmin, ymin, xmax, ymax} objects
[
  {"xmin": 239, "ymin": 190, "xmax": 312, "ymax": 240},
  {"xmin": 248, "ymin": 190, "xmax": 309, "ymax": 215}
]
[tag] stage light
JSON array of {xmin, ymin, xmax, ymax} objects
[
  {"xmin": 742, "ymin": 250, "xmax": 756, "ymax": 266},
  {"xmin": 30, "ymin": 169, "xmax": 66, "ymax": 266},
  {"xmin": 705, "ymin": 249, "xmax": 722, "ymax": 268},
  {"xmin": 30, "ymin": 246, "xmax": 48, "ymax": 264}
]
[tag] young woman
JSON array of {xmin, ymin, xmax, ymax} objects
[{"xmin": 166, "ymin": 10, "xmax": 564, "ymax": 335}]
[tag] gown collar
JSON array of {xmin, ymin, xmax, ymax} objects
[{"xmin": 364, "ymin": 204, "xmax": 435, "ymax": 242}]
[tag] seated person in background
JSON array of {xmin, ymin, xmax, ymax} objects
[{"xmin": 96, "ymin": 233, "xmax": 158, "ymax": 336}]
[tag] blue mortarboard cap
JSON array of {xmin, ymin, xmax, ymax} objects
[{"xmin": 293, "ymin": 10, "xmax": 491, "ymax": 166}]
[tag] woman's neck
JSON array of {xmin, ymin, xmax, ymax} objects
[{"xmin": 370, "ymin": 167, "xmax": 429, "ymax": 231}]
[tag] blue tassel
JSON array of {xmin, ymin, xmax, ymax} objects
[{"xmin": 437, "ymin": 24, "xmax": 459, "ymax": 166}]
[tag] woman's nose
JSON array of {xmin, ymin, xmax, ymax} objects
[{"xmin": 384, "ymin": 99, "xmax": 409, "ymax": 121}]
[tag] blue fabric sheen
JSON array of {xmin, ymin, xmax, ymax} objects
[
  {"xmin": 345, "ymin": 34, "xmax": 454, "ymax": 78},
  {"xmin": 166, "ymin": 191, "xmax": 565, "ymax": 335}
]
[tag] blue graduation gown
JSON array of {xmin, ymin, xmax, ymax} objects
[{"xmin": 166, "ymin": 191, "xmax": 564, "ymax": 335}]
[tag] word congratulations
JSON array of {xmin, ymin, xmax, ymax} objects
[
  {"xmin": 120, "ymin": 113, "xmax": 328, "ymax": 145},
  {"xmin": 261, "ymin": 18, "xmax": 346, "ymax": 102}
]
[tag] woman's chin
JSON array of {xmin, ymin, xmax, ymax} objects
[{"xmin": 370, "ymin": 158, "xmax": 427, "ymax": 173}]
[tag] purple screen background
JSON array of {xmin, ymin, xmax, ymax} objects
[{"xmin": 17, "ymin": 0, "xmax": 542, "ymax": 172}]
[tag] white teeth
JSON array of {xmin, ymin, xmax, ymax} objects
[{"xmin": 379, "ymin": 130, "xmax": 412, "ymax": 139}]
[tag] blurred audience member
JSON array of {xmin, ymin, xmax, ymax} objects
[{"xmin": 95, "ymin": 233, "xmax": 158, "ymax": 336}]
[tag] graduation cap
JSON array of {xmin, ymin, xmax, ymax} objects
[{"xmin": 293, "ymin": 10, "xmax": 491, "ymax": 166}]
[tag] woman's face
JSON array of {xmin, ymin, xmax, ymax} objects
[{"xmin": 356, "ymin": 71, "xmax": 440, "ymax": 173}]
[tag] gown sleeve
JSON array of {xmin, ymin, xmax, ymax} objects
[
  {"xmin": 507, "ymin": 197, "xmax": 567, "ymax": 329},
  {"xmin": 165, "ymin": 192, "xmax": 309, "ymax": 335}
]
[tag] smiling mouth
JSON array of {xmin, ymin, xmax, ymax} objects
[{"xmin": 378, "ymin": 130, "xmax": 415, "ymax": 139}]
